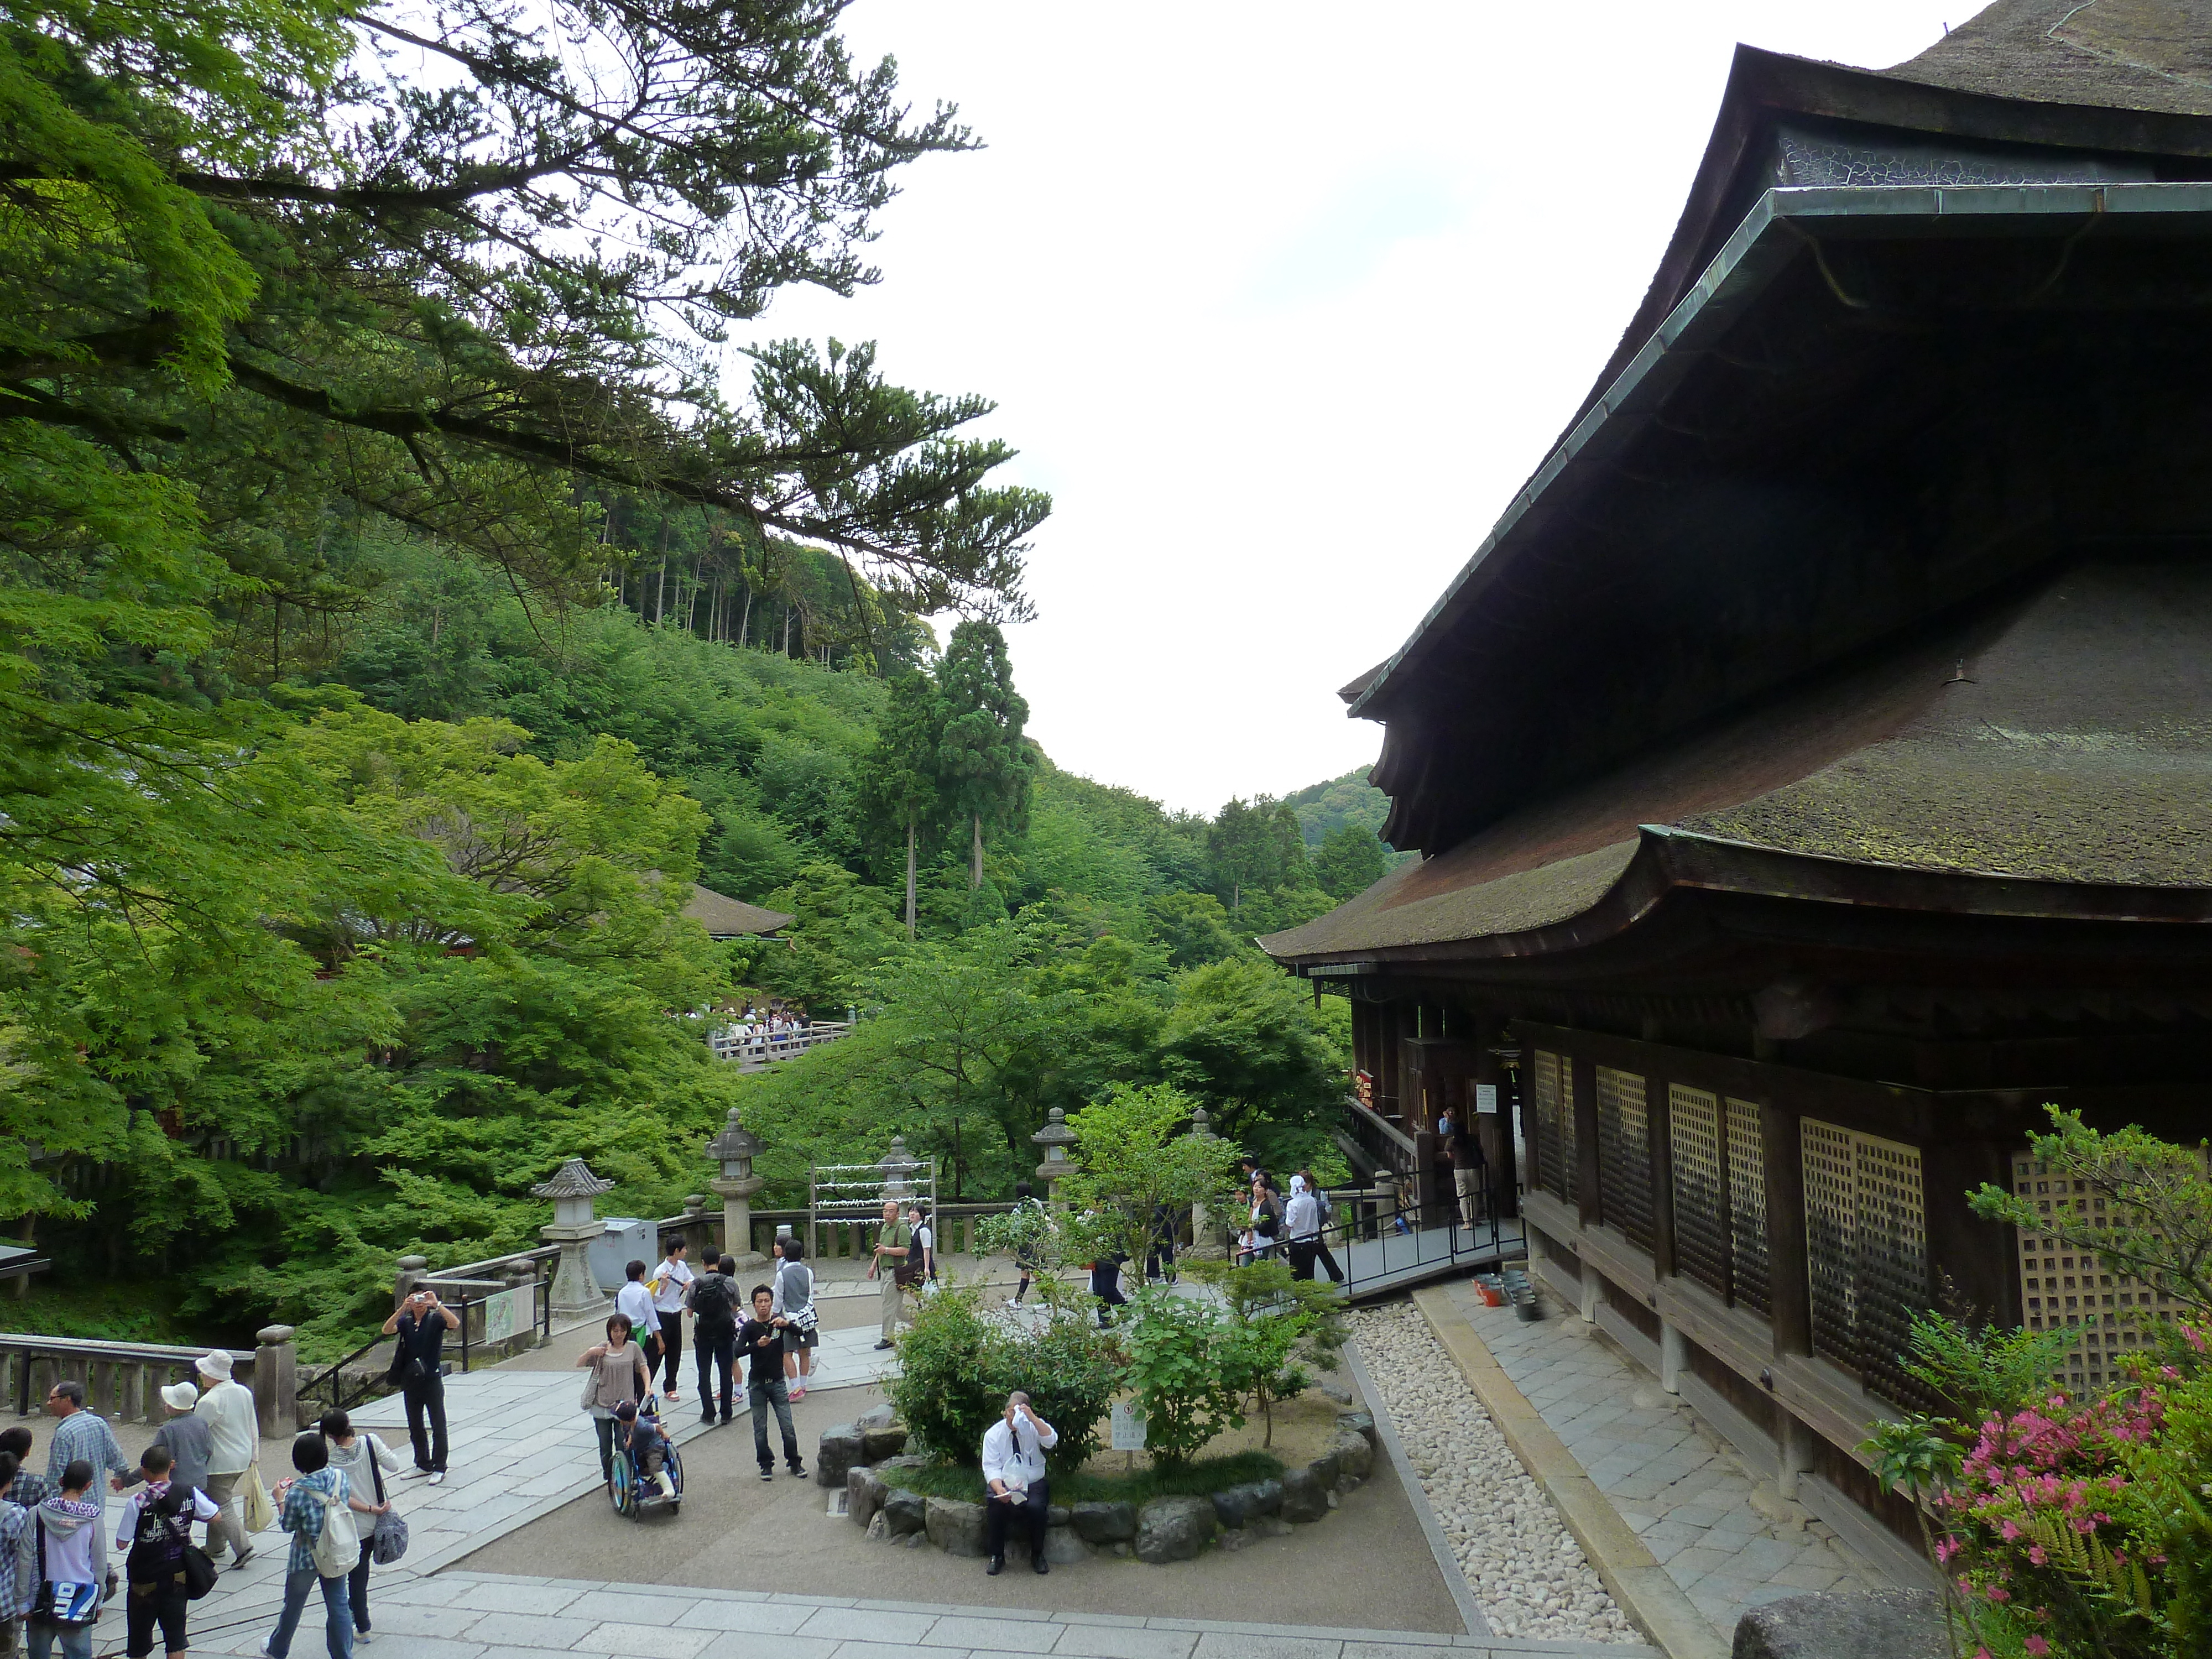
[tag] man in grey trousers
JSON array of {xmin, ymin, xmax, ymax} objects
[{"xmin": 865, "ymin": 1199, "xmax": 911, "ymax": 1351}]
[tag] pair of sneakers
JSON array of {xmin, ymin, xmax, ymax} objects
[{"xmin": 757, "ymin": 1462, "xmax": 809, "ymax": 1481}]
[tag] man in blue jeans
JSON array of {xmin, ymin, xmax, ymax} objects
[
  {"xmin": 738, "ymin": 1287, "xmax": 806, "ymax": 1480},
  {"xmin": 261, "ymin": 1433, "xmax": 384, "ymax": 1659}
]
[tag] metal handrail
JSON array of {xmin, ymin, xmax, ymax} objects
[{"xmin": 296, "ymin": 1333, "xmax": 390, "ymax": 1420}]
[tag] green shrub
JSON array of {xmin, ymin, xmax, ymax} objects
[
  {"xmin": 1118, "ymin": 1287, "xmax": 1248, "ymax": 1468},
  {"xmin": 886, "ymin": 1279, "xmax": 1120, "ymax": 1478}
]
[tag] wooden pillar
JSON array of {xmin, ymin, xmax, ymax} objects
[
  {"xmin": 1471, "ymin": 1019, "xmax": 1517, "ymax": 1219},
  {"xmin": 1571, "ymin": 1055, "xmax": 1603, "ymax": 1233},
  {"xmin": 1647, "ymin": 1068, "xmax": 1678, "ymax": 1283},
  {"xmin": 1762, "ymin": 1100, "xmax": 1811, "ymax": 1359}
]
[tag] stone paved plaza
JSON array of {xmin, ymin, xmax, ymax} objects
[{"xmin": 1430, "ymin": 1285, "xmax": 1887, "ymax": 1639}]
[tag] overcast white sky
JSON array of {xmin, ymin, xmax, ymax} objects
[{"xmin": 756, "ymin": 2, "xmax": 1971, "ymax": 816}]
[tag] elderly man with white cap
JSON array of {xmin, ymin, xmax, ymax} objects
[
  {"xmin": 113, "ymin": 1381, "xmax": 217, "ymax": 1510},
  {"xmin": 193, "ymin": 1350, "xmax": 259, "ymax": 1567}
]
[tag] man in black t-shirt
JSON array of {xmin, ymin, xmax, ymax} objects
[
  {"xmin": 687, "ymin": 1255, "xmax": 741, "ymax": 1426},
  {"xmin": 380, "ymin": 1287, "xmax": 459, "ymax": 1481},
  {"xmin": 738, "ymin": 1286, "xmax": 806, "ymax": 1480}
]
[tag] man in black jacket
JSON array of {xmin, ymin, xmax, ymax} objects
[
  {"xmin": 738, "ymin": 1286, "xmax": 806, "ymax": 1480},
  {"xmin": 382, "ymin": 1287, "xmax": 459, "ymax": 1482},
  {"xmin": 687, "ymin": 1255, "xmax": 741, "ymax": 1426}
]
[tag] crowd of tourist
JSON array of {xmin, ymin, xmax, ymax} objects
[{"xmin": 712, "ymin": 1004, "xmax": 815, "ymax": 1061}]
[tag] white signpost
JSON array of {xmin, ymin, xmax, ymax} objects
[
  {"xmin": 1110, "ymin": 1400, "xmax": 1147, "ymax": 1451},
  {"xmin": 1475, "ymin": 1083, "xmax": 1499, "ymax": 1116}
]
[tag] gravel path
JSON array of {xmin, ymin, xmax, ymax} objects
[{"xmin": 1353, "ymin": 1302, "xmax": 1639, "ymax": 1645}]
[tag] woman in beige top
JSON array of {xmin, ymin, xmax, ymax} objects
[{"xmin": 576, "ymin": 1314, "xmax": 653, "ymax": 1487}]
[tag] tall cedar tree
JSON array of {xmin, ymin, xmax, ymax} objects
[
  {"xmin": 855, "ymin": 672, "xmax": 946, "ymax": 937},
  {"xmin": 935, "ymin": 621, "xmax": 1031, "ymax": 889},
  {"xmin": 1206, "ymin": 797, "xmax": 1310, "ymax": 911}
]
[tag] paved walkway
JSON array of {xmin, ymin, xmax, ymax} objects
[
  {"xmin": 173, "ymin": 1567, "xmax": 1652, "ymax": 1659},
  {"xmin": 1430, "ymin": 1284, "xmax": 1886, "ymax": 1640},
  {"xmin": 79, "ymin": 1287, "xmax": 1665, "ymax": 1659}
]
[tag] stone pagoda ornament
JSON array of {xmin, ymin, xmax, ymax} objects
[
  {"xmin": 533, "ymin": 1157, "xmax": 615, "ymax": 1315},
  {"xmin": 1031, "ymin": 1107, "xmax": 1079, "ymax": 1207},
  {"xmin": 707, "ymin": 1106, "xmax": 766, "ymax": 1268},
  {"xmin": 878, "ymin": 1134, "xmax": 922, "ymax": 1203}
]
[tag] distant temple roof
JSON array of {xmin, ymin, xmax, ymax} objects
[{"xmin": 682, "ymin": 884, "xmax": 792, "ymax": 938}]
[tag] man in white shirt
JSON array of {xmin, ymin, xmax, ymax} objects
[
  {"xmin": 650, "ymin": 1237, "xmax": 695, "ymax": 1402},
  {"xmin": 1283, "ymin": 1177, "xmax": 1322, "ymax": 1282},
  {"xmin": 979, "ymin": 1392, "xmax": 1057, "ymax": 1577},
  {"xmin": 192, "ymin": 1350, "xmax": 260, "ymax": 1566},
  {"xmin": 615, "ymin": 1260, "xmax": 659, "ymax": 1385}
]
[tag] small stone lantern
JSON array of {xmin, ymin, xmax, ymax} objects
[
  {"xmin": 707, "ymin": 1107, "xmax": 767, "ymax": 1268},
  {"xmin": 1031, "ymin": 1107, "xmax": 1079, "ymax": 1208},
  {"xmin": 878, "ymin": 1135, "xmax": 921, "ymax": 1203},
  {"xmin": 533, "ymin": 1158, "xmax": 615, "ymax": 1316},
  {"xmin": 1185, "ymin": 1104, "xmax": 1227, "ymax": 1260}
]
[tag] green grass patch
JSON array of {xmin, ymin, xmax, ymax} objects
[{"xmin": 878, "ymin": 1449, "xmax": 1285, "ymax": 1507}]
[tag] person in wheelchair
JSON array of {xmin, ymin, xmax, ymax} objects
[{"xmin": 612, "ymin": 1401, "xmax": 676, "ymax": 1501}]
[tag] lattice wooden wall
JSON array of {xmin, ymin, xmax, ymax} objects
[
  {"xmin": 1854, "ymin": 1131, "xmax": 1928, "ymax": 1409},
  {"xmin": 1725, "ymin": 1098, "xmax": 1770, "ymax": 1316},
  {"xmin": 1668, "ymin": 1084, "xmax": 1728, "ymax": 1299},
  {"xmin": 1596, "ymin": 1066, "xmax": 1653, "ymax": 1252},
  {"xmin": 2013, "ymin": 1148, "xmax": 2210, "ymax": 1395},
  {"xmin": 1802, "ymin": 1118, "xmax": 1860, "ymax": 1374},
  {"xmin": 1531, "ymin": 1049, "xmax": 1573, "ymax": 1204},
  {"xmin": 1802, "ymin": 1117, "xmax": 1931, "ymax": 1408}
]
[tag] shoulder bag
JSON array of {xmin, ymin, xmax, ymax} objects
[
  {"xmin": 367, "ymin": 1442, "xmax": 409, "ymax": 1565},
  {"xmin": 32, "ymin": 1513, "xmax": 100, "ymax": 1628},
  {"xmin": 242, "ymin": 1460, "xmax": 274, "ymax": 1535}
]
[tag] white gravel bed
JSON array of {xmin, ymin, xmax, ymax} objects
[{"xmin": 1352, "ymin": 1301, "xmax": 1638, "ymax": 1644}]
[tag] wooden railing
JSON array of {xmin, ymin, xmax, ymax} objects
[{"xmin": 708, "ymin": 1020, "xmax": 853, "ymax": 1069}]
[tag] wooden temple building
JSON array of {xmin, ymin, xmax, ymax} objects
[{"xmin": 1262, "ymin": 0, "xmax": 2212, "ymax": 1553}]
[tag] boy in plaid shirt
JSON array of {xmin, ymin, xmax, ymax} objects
[{"xmin": 261, "ymin": 1436, "xmax": 383, "ymax": 1659}]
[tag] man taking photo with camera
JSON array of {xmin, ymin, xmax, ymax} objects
[{"xmin": 382, "ymin": 1285, "xmax": 460, "ymax": 1483}]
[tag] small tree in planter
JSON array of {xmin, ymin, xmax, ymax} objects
[
  {"xmin": 1185, "ymin": 1257, "xmax": 1347, "ymax": 1447},
  {"xmin": 1057, "ymin": 1082, "xmax": 1245, "ymax": 1271}
]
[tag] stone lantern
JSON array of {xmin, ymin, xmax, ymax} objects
[
  {"xmin": 1031, "ymin": 1107, "xmax": 1079, "ymax": 1208},
  {"xmin": 707, "ymin": 1107, "xmax": 767, "ymax": 1269},
  {"xmin": 1184, "ymin": 1104, "xmax": 1227, "ymax": 1260},
  {"xmin": 533, "ymin": 1158, "xmax": 615, "ymax": 1316},
  {"xmin": 878, "ymin": 1134, "xmax": 921, "ymax": 1203}
]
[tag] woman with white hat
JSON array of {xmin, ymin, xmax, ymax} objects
[{"xmin": 192, "ymin": 1352, "xmax": 259, "ymax": 1568}]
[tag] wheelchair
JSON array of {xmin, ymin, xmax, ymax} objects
[{"xmin": 607, "ymin": 1396, "xmax": 685, "ymax": 1520}]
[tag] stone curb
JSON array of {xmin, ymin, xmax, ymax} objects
[{"xmin": 1410, "ymin": 1286, "xmax": 1726, "ymax": 1659}]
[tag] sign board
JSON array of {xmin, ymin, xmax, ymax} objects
[
  {"xmin": 1475, "ymin": 1083, "xmax": 1499, "ymax": 1117},
  {"xmin": 1109, "ymin": 1401, "xmax": 1147, "ymax": 1451},
  {"xmin": 1353, "ymin": 1070, "xmax": 1374, "ymax": 1110},
  {"xmin": 479, "ymin": 1288, "xmax": 519, "ymax": 1345}
]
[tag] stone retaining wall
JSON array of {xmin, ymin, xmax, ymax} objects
[{"xmin": 822, "ymin": 1404, "xmax": 1381, "ymax": 1566}]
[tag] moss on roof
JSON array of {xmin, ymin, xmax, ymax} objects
[
  {"xmin": 1884, "ymin": 0, "xmax": 2212, "ymax": 119},
  {"xmin": 1266, "ymin": 562, "xmax": 2212, "ymax": 962}
]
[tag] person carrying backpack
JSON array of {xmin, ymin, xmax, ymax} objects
[
  {"xmin": 112, "ymin": 1447, "xmax": 213, "ymax": 1659},
  {"xmin": 686, "ymin": 1254, "xmax": 742, "ymax": 1426},
  {"xmin": 261, "ymin": 1433, "xmax": 384, "ymax": 1659}
]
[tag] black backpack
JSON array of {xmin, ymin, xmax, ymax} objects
[
  {"xmin": 692, "ymin": 1272, "xmax": 737, "ymax": 1326},
  {"xmin": 126, "ymin": 1488, "xmax": 192, "ymax": 1585}
]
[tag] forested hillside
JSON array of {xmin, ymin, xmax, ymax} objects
[{"xmin": 0, "ymin": 0, "xmax": 1391, "ymax": 1354}]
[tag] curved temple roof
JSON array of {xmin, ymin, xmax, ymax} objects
[
  {"xmin": 1266, "ymin": 546, "xmax": 2212, "ymax": 967},
  {"xmin": 1343, "ymin": 1, "xmax": 2212, "ymax": 863}
]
